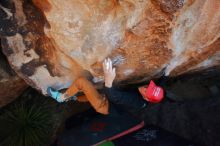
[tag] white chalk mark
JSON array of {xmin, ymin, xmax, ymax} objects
[
  {"xmin": 123, "ymin": 69, "xmax": 134, "ymax": 76},
  {"xmin": 133, "ymin": 129, "xmax": 158, "ymax": 142},
  {"xmin": 92, "ymin": 76, "xmax": 104, "ymax": 83},
  {"xmin": 112, "ymin": 55, "xmax": 125, "ymax": 65},
  {"xmin": 0, "ymin": 4, "xmax": 13, "ymax": 19}
]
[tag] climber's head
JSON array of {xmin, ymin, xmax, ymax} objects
[{"xmin": 138, "ymin": 80, "xmax": 164, "ymax": 103}]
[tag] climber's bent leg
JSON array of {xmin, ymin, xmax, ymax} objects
[
  {"xmin": 76, "ymin": 95, "xmax": 88, "ymax": 102},
  {"xmin": 65, "ymin": 77, "xmax": 109, "ymax": 115}
]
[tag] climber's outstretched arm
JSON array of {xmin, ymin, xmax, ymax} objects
[{"xmin": 103, "ymin": 58, "xmax": 146, "ymax": 109}]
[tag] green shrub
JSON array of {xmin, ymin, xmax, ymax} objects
[{"xmin": 0, "ymin": 90, "xmax": 58, "ymax": 146}]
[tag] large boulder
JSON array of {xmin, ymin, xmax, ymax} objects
[
  {"xmin": 0, "ymin": 0, "xmax": 219, "ymax": 94},
  {"xmin": 0, "ymin": 42, "xmax": 28, "ymax": 107}
]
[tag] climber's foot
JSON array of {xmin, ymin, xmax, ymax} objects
[{"xmin": 47, "ymin": 87, "xmax": 65, "ymax": 103}]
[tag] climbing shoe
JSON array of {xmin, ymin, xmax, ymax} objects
[{"xmin": 47, "ymin": 87, "xmax": 64, "ymax": 103}]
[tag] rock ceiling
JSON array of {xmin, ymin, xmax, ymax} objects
[{"xmin": 0, "ymin": 0, "xmax": 220, "ymax": 94}]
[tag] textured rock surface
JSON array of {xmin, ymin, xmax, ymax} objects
[
  {"xmin": 0, "ymin": 43, "xmax": 28, "ymax": 107},
  {"xmin": 0, "ymin": 0, "xmax": 220, "ymax": 94}
]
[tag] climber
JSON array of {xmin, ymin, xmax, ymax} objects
[{"xmin": 47, "ymin": 58, "xmax": 164, "ymax": 115}]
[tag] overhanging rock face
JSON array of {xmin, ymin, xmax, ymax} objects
[{"xmin": 0, "ymin": 0, "xmax": 220, "ymax": 94}]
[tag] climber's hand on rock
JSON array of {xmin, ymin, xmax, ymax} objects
[{"xmin": 103, "ymin": 58, "xmax": 116, "ymax": 88}]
